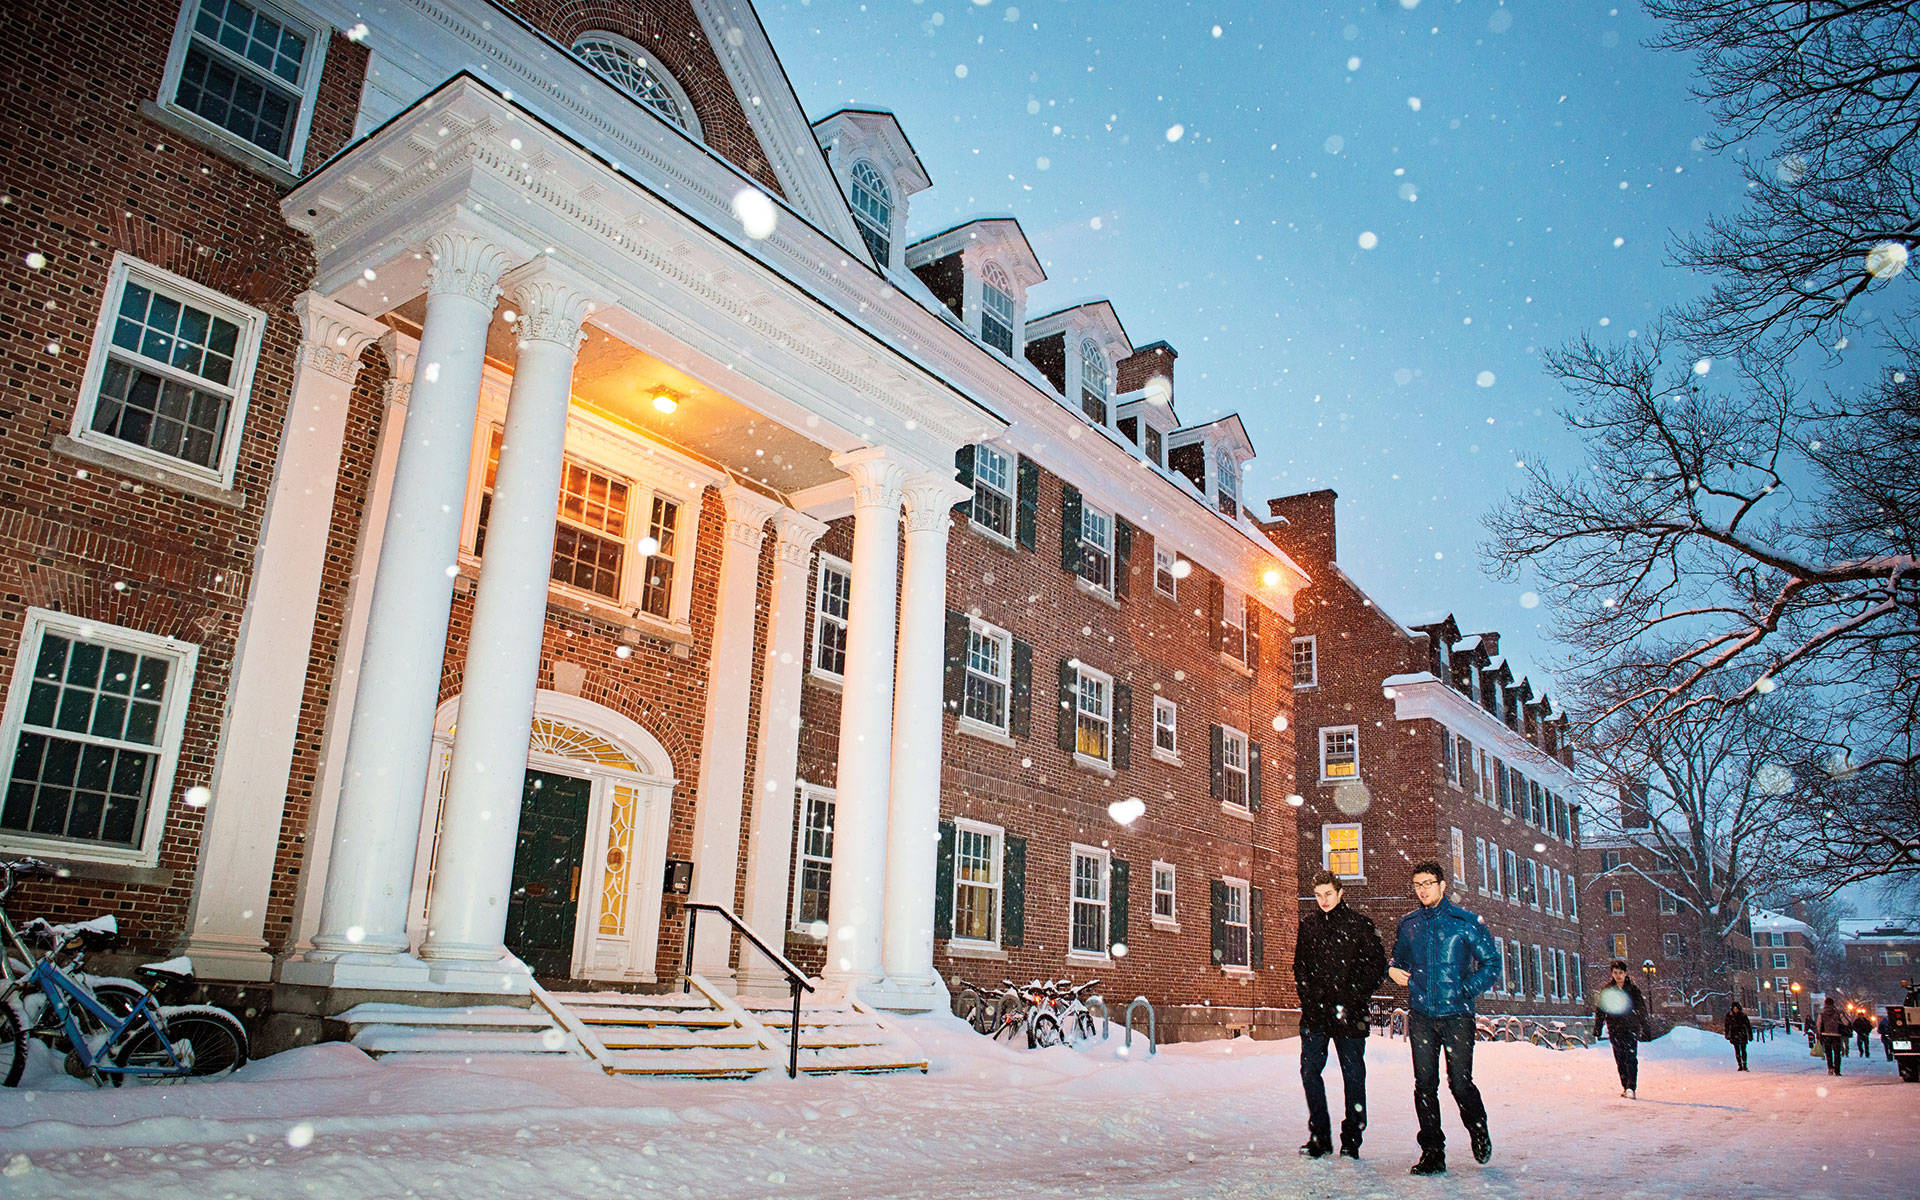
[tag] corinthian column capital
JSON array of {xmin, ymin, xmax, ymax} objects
[
  {"xmin": 424, "ymin": 228, "xmax": 518, "ymax": 306},
  {"xmin": 832, "ymin": 446, "xmax": 911, "ymax": 513},
  {"xmin": 503, "ymin": 258, "xmax": 603, "ymax": 348},
  {"xmin": 900, "ymin": 473, "xmax": 972, "ymax": 535},
  {"xmin": 291, "ymin": 292, "xmax": 384, "ymax": 383},
  {"xmin": 718, "ymin": 484, "xmax": 785, "ymax": 552},
  {"xmin": 769, "ymin": 509, "xmax": 830, "ymax": 568}
]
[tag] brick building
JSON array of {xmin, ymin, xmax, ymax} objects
[
  {"xmin": 1836, "ymin": 918, "xmax": 1919, "ymax": 1005},
  {"xmin": 1746, "ymin": 910, "xmax": 1818, "ymax": 1024},
  {"xmin": 0, "ymin": 0, "xmax": 1310, "ymax": 1045},
  {"xmin": 1259, "ymin": 491, "xmax": 1588, "ymax": 1017}
]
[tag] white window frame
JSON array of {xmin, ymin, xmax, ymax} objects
[
  {"xmin": 70, "ymin": 253, "xmax": 266, "ymax": 489},
  {"xmin": 979, "ymin": 262, "xmax": 1017, "ymax": 357},
  {"xmin": 1607, "ymin": 888, "xmax": 1625, "ymax": 916},
  {"xmin": 1151, "ymin": 696, "xmax": 1178, "ymax": 762},
  {"xmin": 1220, "ymin": 724, "xmax": 1250, "ymax": 809},
  {"xmin": 158, "ymin": 0, "xmax": 330, "ymax": 172},
  {"xmin": 1153, "ymin": 546, "xmax": 1178, "ymax": 599},
  {"xmin": 1220, "ymin": 588, "xmax": 1248, "ymax": 663},
  {"xmin": 1475, "ymin": 836, "xmax": 1489, "ymax": 894},
  {"xmin": 1319, "ymin": 725, "xmax": 1359, "ymax": 783},
  {"xmin": 1488, "ymin": 841, "xmax": 1502, "ymax": 896},
  {"xmin": 1215, "ymin": 449, "xmax": 1240, "ymax": 517},
  {"xmin": 1658, "ymin": 890, "xmax": 1680, "ymax": 915},
  {"xmin": 848, "ymin": 158, "xmax": 894, "ymax": 266},
  {"xmin": 1079, "ymin": 338, "xmax": 1110, "ymax": 425},
  {"xmin": 1072, "ymin": 662, "xmax": 1114, "ymax": 768},
  {"xmin": 1069, "ymin": 843, "xmax": 1112, "ymax": 959},
  {"xmin": 1291, "ymin": 636, "xmax": 1318, "ymax": 689},
  {"xmin": 949, "ymin": 817, "xmax": 1004, "ymax": 949},
  {"xmin": 1478, "ymin": 749, "xmax": 1496, "ymax": 805},
  {"xmin": 790, "ymin": 783, "xmax": 835, "ymax": 933},
  {"xmin": 1498, "ymin": 936, "xmax": 1513, "ymax": 994},
  {"xmin": 1504, "ymin": 849, "xmax": 1520, "ymax": 901},
  {"xmin": 1525, "ymin": 858, "xmax": 1541, "ymax": 910},
  {"xmin": 0, "ymin": 608, "xmax": 200, "ymax": 867},
  {"xmin": 1321, "ymin": 822, "xmax": 1363, "ymax": 881},
  {"xmin": 1451, "ymin": 826, "xmax": 1466, "ymax": 887},
  {"xmin": 1613, "ymin": 934, "xmax": 1629, "ymax": 961},
  {"xmin": 1443, "ymin": 730, "xmax": 1459, "ymax": 786},
  {"xmin": 959, "ymin": 619, "xmax": 1013, "ymax": 736},
  {"xmin": 572, "ymin": 30, "xmax": 703, "ymax": 138},
  {"xmin": 1772, "ymin": 952, "xmax": 1789, "ymax": 970},
  {"xmin": 1531, "ymin": 944, "xmax": 1546, "ymax": 999},
  {"xmin": 1077, "ymin": 503, "xmax": 1115, "ymax": 594},
  {"xmin": 1219, "ymin": 875, "xmax": 1251, "ymax": 970},
  {"xmin": 810, "ymin": 553, "xmax": 853, "ymax": 682},
  {"xmin": 969, "ymin": 443, "xmax": 1016, "ymax": 543},
  {"xmin": 1151, "ymin": 860, "xmax": 1177, "ymax": 927}
]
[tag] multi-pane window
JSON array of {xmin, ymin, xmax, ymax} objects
[
  {"xmin": 1505, "ymin": 940, "xmax": 1523, "ymax": 996},
  {"xmin": 638, "ymin": 496, "xmax": 680, "ymax": 619},
  {"xmin": 1442, "ymin": 732, "xmax": 1458, "ymax": 785},
  {"xmin": 1772, "ymin": 952, "xmax": 1789, "ymax": 970},
  {"xmin": 1076, "ymin": 504, "xmax": 1114, "ymax": 592},
  {"xmin": 1572, "ymin": 954, "xmax": 1584, "ymax": 997},
  {"xmin": 1612, "ymin": 934, "xmax": 1629, "ymax": 960},
  {"xmin": 1451, "ymin": 827, "xmax": 1467, "ymax": 887},
  {"xmin": 1659, "ymin": 891, "xmax": 1679, "ymax": 915},
  {"xmin": 1524, "ymin": 859, "xmax": 1539, "ymax": 908},
  {"xmin": 1488, "ymin": 841, "xmax": 1503, "ymax": 896},
  {"xmin": 1144, "ymin": 425, "xmax": 1164, "ymax": 466},
  {"xmin": 1220, "ymin": 589, "xmax": 1247, "ymax": 662},
  {"xmin": 1219, "ymin": 878, "xmax": 1250, "ymax": 968},
  {"xmin": 1478, "ymin": 749, "xmax": 1495, "ymax": 805},
  {"xmin": 1496, "ymin": 760, "xmax": 1512, "ymax": 812},
  {"xmin": 1154, "ymin": 546, "xmax": 1178, "ymax": 598},
  {"xmin": 1504, "ymin": 849, "xmax": 1519, "ymax": 900},
  {"xmin": 1152, "ymin": 697, "xmax": 1177, "ymax": 757},
  {"xmin": 792, "ymin": 786, "xmax": 834, "ymax": 928},
  {"xmin": 2, "ymin": 612, "xmax": 196, "ymax": 859},
  {"xmin": 1215, "ymin": 450, "xmax": 1239, "ymax": 517},
  {"xmin": 1221, "ymin": 726, "xmax": 1249, "ymax": 808},
  {"xmin": 1607, "ymin": 889, "xmax": 1625, "ymax": 916},
  {"xmin": 1080, "ymin": 339, "xmax": 1109, "ymax": 425},
  {"xmin": 970, "ymin": 444, "xmax": 1014, "ymax": 540},
  {"xmin": 1292, "ymin": 637, "xmax": 1317, "ymax": 688},
  {"xmin": 573, "ymin": 33, "xmax": 697, "ymax": 134},
  {"xmin": 1070, "ymin": 846, "xmax": 1110, "ymax": 955},
  {"xmin": 1531, "ymin": 945, "xmax": 1546, "ymax": 998},
  {"xmin": 1600, "ymin": 849, "xmax": 1622, "ymax": 872},
  {"xmin": 1663, "ymin": 933, "xmax": 1687, "ymax": 959},
  {"xmin": 1152, "ymin": 862, "xmax": 1176, "ymax": 922},
  {"xmin": 477, "ymin": 432, "xmax": 634, "ymax": 604},
  {"xmin": 1554, "ymin": 949, "xmax": 1568, "ymax": 1000},
  {"xmin": 980, "ymin": 263, "xmax": 1017, "ymax": 356},
  {"xmin": 1323, "ymin": 824, "xmax": 1362, "ymax": 878},
  {"xmin": 1567, "ymin": 880, "xmax": 1578, "ymax": 922},
  {"xmin": 962, "ymin": 622, "xmax": 1012, "ymax": 733},
  {"xmin": 1074, "ymin": 666, "xmax": 1112, "ymax": 764},
  {"xmin": 1319, "ymin": 726, "xmax": 1358, "ymax": 781},
  {"xmin": 951, "ymin": 821, "xmax": 1003, "ymax": 944},
  {"xmin": 1476, "ymin": 836, "xmax": 1490, "ymax": 893},
  {"xmin": 811, "ymin": 555, "xmax": 852, "ymax": 679},
  {"xmin": 166, "ymin": 0, "xmax": 321, "ymax": 163},
  {"xmin": 77, "ymin": 257, "xmax": 261, "ymax": 481},
  {"xmin": 849, "ymin": 160, "xmax": 893, "ymax": 265},
  {"xmin": 1457, "ymin": 735, "xmax": 1474, "ymax": 790},
  {"xmin": 1530, "ymin": 779, "xmax": 1546, "ymax": 827}
]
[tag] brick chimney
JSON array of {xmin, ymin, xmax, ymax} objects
[
  {"xmin": 1117, "ymin": 340, "xmax": 1177, "ymax": 397},
  {"xmin": 1264, "ymin": 489, "xmax": 1338, "ymax": 566}
]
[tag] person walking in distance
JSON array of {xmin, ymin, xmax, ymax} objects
[
  {"xmin": 1293, "ymin": 870, "xmax": 1389, "ymax": 1161},
  {"xmin": 1594, "ymin": 960, "xmax": 1650, "ymax": 1097},
  {"xmin": 1723, "ymin": 1002, "xmax": 1752, "ymax": 1072},
  {"xmin": 1852, "ymin": 1010, "xmax": 1873, "ymax": 1059},
  {"xmin": 1388, "ymin": 861, "xmax": 1501, "ymax": 1177},
  {"xmin": 1815, "ymin": 997, "xmax": 1847, "ymax": 1076}
]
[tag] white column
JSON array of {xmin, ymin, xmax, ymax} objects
[
  {"xmin": 876, "ymin": 473, "xmax": 971, "ymax": 1008},
  {"xmin": 285, "ymin": 329, "xmax": 414, "ymax": 957},
  {"xmin": 182, "ymin": 294, "xmax": 382, "ymax": 982},
  {"xmin": 419, "ymin": 261, "xmax": 599, "ymax": 986},
  {"xmin": 287, "ymin": 227, "xmax": 517, "ymax": 989},
  {"xmin": 737, "ymin": 509, "xmax": 829, "ymax": 995},
  {"xmin": 822, "ymin": 447, "xmax": 908, "ymax": 990},
  {"xmin": 688, "ymin": 485, "xmax": 786, "ymax": 982}
]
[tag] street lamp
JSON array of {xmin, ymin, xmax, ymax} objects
[{"xmin": 1790, "ymin": 980, "xmax": 1803, "ymax": 1029}]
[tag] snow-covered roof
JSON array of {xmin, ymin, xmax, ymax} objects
[
  {"xmin": 1838, "ymin": 917, "xmax": 1920, "ymax": 942},
  {"xmin": 1750, "ymin": 910, "xmax": 1815, "ymax": 938}
]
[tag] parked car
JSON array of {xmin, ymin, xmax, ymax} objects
[{"xmin": 1885, "ymin": 980, "xmax": 1920, "ymax": 1083}]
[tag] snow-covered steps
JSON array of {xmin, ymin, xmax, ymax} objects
[
  {"xmin": 339, "ymin": 1003, "xmax": 580, "ymax": 1059},
  {"xmin": 736, "ymin": 995, "xmax": 929, "ymax": 1076}
]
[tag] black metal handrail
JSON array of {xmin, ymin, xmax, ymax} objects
[{"xmin": 681, "ymin": 902, "xmax": 815, "ymax": 1079}]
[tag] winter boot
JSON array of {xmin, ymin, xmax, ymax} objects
[
  {"xmin": 1470, "ymin": 1126, "xmax": 1492, "ymax": 1165},
  {"xmin": 1339, "ymin": 1141, "xmax": 1361, "ymax": 1160},
  {"xmin": 1300, "ymin": 1138, "xmax": 1333, "ymax": 1159},
  {"xmin": 1409, "ymin": 1150, "xmax": 1446, "ymax": 1176}
]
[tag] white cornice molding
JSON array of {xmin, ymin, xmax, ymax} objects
[{"xmin": 1382, "ymin": 672, "xmax": 1579, "ymax": 790}]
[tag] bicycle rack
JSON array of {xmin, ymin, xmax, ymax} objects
[
  {"xmin": 1088, "ymin": 996, "xmax": 1110, "ymax": 1040},
  {"xmin": 1124, "ymin": 996, "xmax": 1157, "ymax": 1056}
]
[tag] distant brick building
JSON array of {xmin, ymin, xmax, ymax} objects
[
  {"xmin": 1747, "ymin": 910, "xmax": 1818, "ymax": 1024},
  {"xmin": 1259, "ymin": 491, "xmax": 1588, "ymax": 1016},
  {"xmin": 1837, "ymin": 919, "xmax": 1920, "ymax": 1004}
]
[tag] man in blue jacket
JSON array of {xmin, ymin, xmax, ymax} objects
[{"xmin": 1388, "ymin": 860, "xmax": 1501, "ymax": 1176}]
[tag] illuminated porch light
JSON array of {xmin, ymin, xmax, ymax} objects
[{"xmin": 652, "ymin": 391, "xmax": 679, "ymax": 414}]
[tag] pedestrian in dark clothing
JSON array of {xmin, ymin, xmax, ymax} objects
[
  {"xmin": 1853, "ymin": 1012, "xmax": 1873, "ymax": 1058},
  {"xmin": 1293, "ymin": 869, "xmax": 1389, "ymax": 1161},
  {"xmin": 1882, "ymin": 1013, "xmax": 1896, "ymax": 1062},
  {"xmin": 1389, "ymin": 861, "xmax": 1501, "ymax": 1177},
  {"xmin": 1724, "ymin": 1003, "xmax": 1752, "ymax": 1072},
  {"xmin": 1815, "ymin": 998, "xmax": 1847, "ymax": 1075},
  {"xmin": 1593, "ymin": 960, "xmax": 1650, "ymax": 1097}
]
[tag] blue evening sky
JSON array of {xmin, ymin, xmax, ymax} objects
[{"xmin": 758, "ymin": 0, "xmax": 1750, "ymax": 691}]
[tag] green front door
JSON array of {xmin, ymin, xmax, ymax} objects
[{"xmin": 504, "ymin": 770, "xmax": 593, "ymax": 979}]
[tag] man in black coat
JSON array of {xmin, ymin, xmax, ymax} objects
[
  {"xmin": 1594, "ymin": 959, "xmax": 1651, "ymax": 1096},
  {"xmin": 1293, "ymin": 869, "xmax": 1389, "ymax": 1159}
]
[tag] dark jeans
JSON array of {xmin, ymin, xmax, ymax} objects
[
  {"xmin": 1732, "ymin": 1041, "xmax": 1748, "ymax": 1070},
  {"xmin": 1821, "ymin": 1035, "xmax": 1845, "ymax": 1074},
  {"xmin": 1408, "ymin": 1011, "xmax": 1487, "ymax": 1154},
  {"xmin": 1300, "ymin": 1027, "xmax": 1367, "ymax": 1147},
  {"xmin": 1611, "ymin": 1031, "xmax": 1640, "ymax": 1090},
  {"xmin": 1856, "ymin": 1032, "xmax": 1870, "ymax": 1056}
]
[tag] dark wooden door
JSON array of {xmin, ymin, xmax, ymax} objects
[{"xmin": 504, "ymin": 770, "xmax": 592, "ymax": 978}]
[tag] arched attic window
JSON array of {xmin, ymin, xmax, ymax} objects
[
  {"xmin": 1080, "ymin": 338, "xmax": 1109, "ymax": 425},
  {"xmin": 1215, "ymin": 448, "xmax": 1240, "ymax": 517},
  {"xmin": 572, "ymin": 33, "xmax": 703, "ymax": 139},
  {"xmin": 849, "ymin": 160, "xmax": 893, "ymax": 265},
  {"xmin": 979, "ymin": 262, "xmax": 1017, "ymax": 356}
]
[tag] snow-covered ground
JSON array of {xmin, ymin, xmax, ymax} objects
[{"xmin": 2, "ymin": 1020, "xmax": 1914, "ymax": 1199}]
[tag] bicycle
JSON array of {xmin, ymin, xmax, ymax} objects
[
  {"xmin": 2, "ymin": 859, "xmax": 249, "ymax": 1087},
  {"xmin": 6, "ymin": 913, "xmax": 145, "ymax": 1047},
  {"xmin": 951, "ymin": 978, "xmax": 1021, "ymax": 1038}
]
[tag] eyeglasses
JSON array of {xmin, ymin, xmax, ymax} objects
[{"xmin": 1412, "ymin": 878, "xmax": 1443, "ymax": 890}]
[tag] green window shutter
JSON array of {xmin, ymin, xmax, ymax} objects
[
  {"xmin": 1003, "ymin": 835, "xmax": 1027, "ymax": 947},
  {"xmin": 1057, "ymin": 658, "xmax": 1078, "ymax": 755},
  {"xmin": 1248, "ymin": 740, "xmax": 1263, "ymax": 811},
  {"xmin": 1211, "ymin": 879, "xmax": 1229, "ymax": 965},
  {"xmin": 953, "ymin": 445, "xmax": 976, "ymax": 514},
  {"xmin": 1209, "ymin": 723, "xmax": 1225, "ymax": 801},
  {"xmin": 1060, "ymin": 484, "xmax": 1083, "ymax": 574},
  {"xmin": 1110, "ymin": 858, "xmax": 1130, "ymax": 948},
  {"xmin": 1112, "ymin": 682, "xmax": 1132, "ymax": 771},
  {"xmin": 943, "ymin": 610, "xmax": 968, "ymax": 713},
  {"xmin": 1009, "ymin": 637, "xmax": 1033, "ymax": 739},
  {"xmin": 934, "ymin": 820, "xmax": 957, "ymax": 940},
  {"xmin": 1246, "ymin": 603, "xmax": 1260, "ymax": 672},
  {"xmin": 1113, "ymin": 518, "xmax": 1134, "ymax": 600},
  {"xmin": 1015, "ymin": 455, "xmax": 1040, "ymax": 550},
  {"xmin": 1250, "ymin": 886, "xmax": 1265, "ymax": 968},
  {"xmin": 1208, "ymin": 577, "xmax": 1224, "ymax": 654}
]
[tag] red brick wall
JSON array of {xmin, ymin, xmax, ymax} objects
[{"xmin": 0, "ymin": 0, "xmax": 368, "ymax": 945}]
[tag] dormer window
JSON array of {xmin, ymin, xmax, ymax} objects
[
  {"xmin": 1216, "ymin": 450, "xmax": 1240, "ymax": 517},
  {"xmin": 1080, "ymin": 339, "xmax": 1109, "ymax": 425},
  {"xmin": 1144, "ymin": 427, "xmax": 1164, "ymax": 465},
  {"xmin": 849, "ymin": 160, "xmax": 892, "ymax": 266},
  {"xmin": 980, "ymin": 263, "xmax": 1017, "ymax": 356},
  {"xmin": 573, "ymin": 33, "xmax": 701, "ymax": 138}
]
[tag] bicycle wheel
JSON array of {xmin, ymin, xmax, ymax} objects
[
  {"xmin": 111, "ymin": 1004, "xmax": 248, "ymax": 1085},
  {"xmin": 1029, "ymin": 1013, "xmax": 1063, "ymax": 1048},
  {"xmin": 2, "ymin": 994, "xmax": 25, "ymax": 1088},
  {"xmin": 1072, "ymin": 1011, "xmax": 1097, "ymax": 1044},
  {"xmin": 954, "ymin": 992, "xmax": 988, "ymax": 1034}
]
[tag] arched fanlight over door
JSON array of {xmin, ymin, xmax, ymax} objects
[{"xmin": 572, "ymin": 33, "xmax": 703, "ymax": 140}]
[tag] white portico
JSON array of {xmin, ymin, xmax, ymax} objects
[{"xmin": 242, "ymin": 72, "xmax": 1003, "ymax": 1011}]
